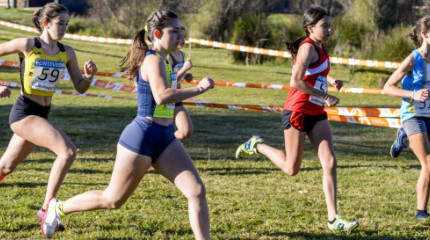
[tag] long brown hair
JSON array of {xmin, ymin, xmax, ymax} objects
[
  {"xmin": 409, "ymin": 16, "xmax": 430, "ymax": 48},
  {"xmin": 285, "ymin": 6, "xmax": 330, "ymax": 57},
  {"xmin": 32, "ymin": 3, "xmax": 69, "ymax": 33},
  {"xmin": 121, "ymin": 9, "xmax": 178, "ymax": 82}
]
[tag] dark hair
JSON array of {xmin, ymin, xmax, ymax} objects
[
  {"xmin": 121, "ymin": 9, "xmax": 178, "ymax": 82},
  {"xmin": 32, "ymin": 3, "xmax": 69, "ymax": 33},
  {"xmin": 409, "ymin": 16, "xmax": 430, "ymax": 48},
  {"xmin": 285, "ymin": 6, "xmax": 330, "ymax": 56}
]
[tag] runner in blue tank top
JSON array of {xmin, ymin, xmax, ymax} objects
[
  {"xmin": 383, "ymin": 16, "xmax": 430, "ymax": 221},
  {"xmin": 41, "ymin": 9, "xmax": 214, "ymax": 239}
]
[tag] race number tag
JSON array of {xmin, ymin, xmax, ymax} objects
[
  {"xmin": 30, "ymin": 60, "xmax": 65, "ymax": 92},
  {"xmin": 413, "ymin": 99, "xmax": 430, "ymax": 116},
  {"xmin": 309, "ymin": 75, "xmax": 328, "ymax": 106},
  {"xmin": 172, "ymin": 62, "xmax": 185, "ymax": 84}
]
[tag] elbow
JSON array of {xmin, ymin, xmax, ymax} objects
[
  {"xmin": 153, "ymin": 95, "xmax": 166, "ymax": 105},
  {"xmin": 76, "ymin": 89, "xmax": 87, "ymax": 94}
]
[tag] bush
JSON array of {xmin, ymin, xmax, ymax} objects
[{"xmin": 230, "ymin": 14, "xmax": 274, "ymax": 64}]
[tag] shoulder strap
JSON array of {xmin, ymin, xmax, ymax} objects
[
  {"xmin": 57, "ymin": 42, "xmax": 66, "ymax": 52},
  {"xmin": 34, "ymin": 37, "xmax": 41, "ymax": 48}
]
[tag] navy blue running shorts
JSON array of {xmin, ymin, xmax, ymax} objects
[
  {"xmin": 9, "ymin": 95, "xmax": 51, "ymax": 125},
  {"xmin": 118, "ymin": 116, "xmax": 176, "ymax": 161},
  {"xmin": 281, "ymin": 109, "xmax": 327, "ymax": 132}
]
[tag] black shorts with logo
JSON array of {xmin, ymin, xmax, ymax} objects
[{"xmin": 281, "ymin": 109, "xmax": 327, "ymax": 132}]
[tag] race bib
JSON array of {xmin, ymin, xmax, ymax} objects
[
  {"xmin": 309, "ymin": 75, "xmax": 328, "ymax": 106},
  {"xmin": 414, "ymin": 100, "xmax": 430, "ymax": 116},
  {"xmin": 172, "ymin": 62, "xmax": 185, "ymax": 84},
  {"xmin": 30, "ymin": 60, "xmax": 65, "ymax": 92},
  {"xmin": 165, "ymin": 72, "xmax": 178, "ymax": 109}
]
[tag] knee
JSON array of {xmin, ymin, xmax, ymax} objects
[
  {"xmin": 185, "ymin": 182, "xmax": 206, "ymax": 201},
  {"xmin": 323, "ymin": 157, "xmax": 337, "ymax": 172},
  {"xmin": 58, "ymin": 145, "xmax": 77, "ymax": 162}
]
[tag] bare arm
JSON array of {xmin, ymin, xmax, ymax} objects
[
  {"xmin": 383, "ymin": 53, "xmax": 428, "ymax": 101},
  {"xmin": 176, "ymin": 58, "xmax": 192, "ymax": 81},
  {"xmin": 0, "ymin": 38, "xmax": 32, "ymax": 57},
  {"xmin": 144, "ymin": 55, "xmax": 213, "ymax": 105},
  {"xmin": 291, "ymin": 43, "xmax": 339, "ymax": 106},
  {"xmin": 65, "ymin": 46, "xmax": 97, "ymax": 94}
]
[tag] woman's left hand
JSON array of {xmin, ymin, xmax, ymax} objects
[{"xmin": 84, "ymin": 60, "xmax": 97, "ymax": 78}]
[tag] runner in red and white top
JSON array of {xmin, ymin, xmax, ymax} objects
[{"xmin": 235, "ymin": 6, "xmax": 359, "ymax": 233}]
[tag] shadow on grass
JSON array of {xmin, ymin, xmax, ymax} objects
[
  {"xmin": 269, "ymin": 230, "xmax": 430, "ymax": 240},
  {"xmin": 196, "ymin": 64, "xmax": 291, "ymax": 76}
]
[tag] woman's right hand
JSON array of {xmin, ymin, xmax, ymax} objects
[
  {"xmin": 325, "ymin": 95, "xmax": 339, "ymax": 107},
  {"xmin": 197, "ymin": 77, "xmax": 214, "ymax": 93},
  {"xmin": 183, "ymin": 58, "xmax": 193, "ymax": 72},
  {"xmin": 412, "ymin": 89, "xmax": 429, "ymax": 101}
]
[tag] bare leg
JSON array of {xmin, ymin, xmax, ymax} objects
[
  {"xmin": 256, "ymin": 127, "xmax": 307, "ymax": 176},
  {"xmin": 408, "ymin": 133, "xmax": 430, "ymax": 211},
  {"xmin": 63, "ymin": 144, "xmax": 151, "ymax": 213},
  {"xmin": 174, "ymin": 105, "xmax": 193, "ymax": 139},
  {"xmin": 4, "ymin": 116, "xmax": 76, "ymax": 208},
  {"xmin": 153, "ymin": 139, "xmax": 209, "ymax": 240},
  {"xmin": 0, "ymin": 134, "xmax": 35, "ymax": 177},
  {"xmin": 307, "ymin": 119, "xmax": 337, "ymax": 220}
]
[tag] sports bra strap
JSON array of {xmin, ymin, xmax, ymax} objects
[{"xmin": 34, "ymin": 37, "xmax": 66, "ymax": 52}]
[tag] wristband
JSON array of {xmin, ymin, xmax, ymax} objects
[
  {"xmin": 83, "ymin": 76, "xmax": 93, "ymax": 83},
  {"xmin": 409, "ymin": 90, "xmax": 414, "ymax": 100},
  {"xmin": 323, "ymin": 92, "xmax": 329, "ymax": 100}
]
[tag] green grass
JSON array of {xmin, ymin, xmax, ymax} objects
[{"xmin": 1, "ymin": 20, "xmax": 430, "ymax": 239}]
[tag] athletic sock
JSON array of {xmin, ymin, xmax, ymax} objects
[
  {"xmin": 0, "ymin": 174, "xmax": 5, "ymax": 182},
  {"xmin": 328, "ymin": 218, "xmax": 336, "ymax": 224},
  {"xmin": 417, "ymin": 209, "xmax": 427, "ymax": 215},
  {"xmin": 56, "ymin": 202, "xmax": 67, "ymax": 218}
]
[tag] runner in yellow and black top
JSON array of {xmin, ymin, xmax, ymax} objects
[{"xmin": 0, "ymin": 2, "xmax": 97, "ymax": 230}]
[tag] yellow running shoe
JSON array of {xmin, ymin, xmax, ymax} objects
[
  {"xmin": 235, "ymin": 136, "xmax": 264, "ymax": 159},
  {"xmin": 327, "ymin": 214, "xmax": 359, "ymax": 233}
]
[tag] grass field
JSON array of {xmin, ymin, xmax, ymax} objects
[{"xmin": 1, "ymin": 14, "xmax": 430, "ymax": 240}]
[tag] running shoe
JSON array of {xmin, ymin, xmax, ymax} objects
[
  {"xmin": 235, "ymin": 136, "xmax": 264, "ymax": 159},
  {"xmin": 390, "ymin": 127, "xmax": 409, "ymax": 158},
  {"xmin": 415, "ymin": 211, "xmax": 429, "ymax": 220},
  {"xmin": 41, "ymin": 198, "xmax": 62, "ymax": 239},
  {"xmin": 327, "ymin": 214, "xmax": 359, "ymax": 233},
  {"xmin": 37, "ymin": 209, "xmax": 65, "ymax": 231}
]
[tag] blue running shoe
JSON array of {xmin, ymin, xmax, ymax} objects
[
  {"xmin": 415, "ymin": 211, "xmax": 429, "ymax": 221},
  {"xmin": 390, "ymin": 127, "xmax": 409, "ymax": 158}
]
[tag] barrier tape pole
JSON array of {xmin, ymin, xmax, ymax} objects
[{"xmin": 0, "ymin": 20, "xmax": 400, "ymax": 69}]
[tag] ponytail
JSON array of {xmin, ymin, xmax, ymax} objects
[
  {"xmin": 32, "ymin": 8, "xmax": 43, "ymax": 33},
  {"xmin": 408, "ymin": 17, "xmax": 430, "ymax": 48},
  {"xmin": 285, "ymin": 37, "xmax": 307, "ymax": 56},
  {"xmin": 121, "ymin": 29, "xmax": 149, "ymax": 82}
]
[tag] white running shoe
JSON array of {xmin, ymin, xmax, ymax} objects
[{"xmin": 41, "ymin": 198, "xmax": 62, "ymax": 238}]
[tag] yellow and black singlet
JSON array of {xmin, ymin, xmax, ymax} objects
[{"xmin": 20, "ymin": 37, "xmax": 67, "ymax": 96}]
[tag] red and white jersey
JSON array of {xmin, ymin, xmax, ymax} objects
[{"xmin": 284, "ymin": 38, "xmax": 330, "ymax": 115}]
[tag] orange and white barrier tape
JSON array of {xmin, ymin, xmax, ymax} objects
[
  {"xmin": 0, "ymin": 20, "xmax": 400, "ymax": 69},
  {"xmin": 327, "ymin": 115, "xmax": 400, "ymax": 128},
  {"xmin": 0, "ymin": 80, "xmax": 136, "ymax": 100},
  {"xmin": 1, "ymin": 80, "xmax": 399, "ymax": 128},
  {"xmin": 188, "ymin": 38, "xmax": 401, "ymax": 69},
  {"xmin": 0, "ymin": 59, "xmax": 385, "ymax": 95},
  {"xmin": 189, "ymin": 79, "xmax": 385, "ymax": 94},
  {"xmin": 0, "ymin": 20, "xmax": 132, "ymax": 44}
]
